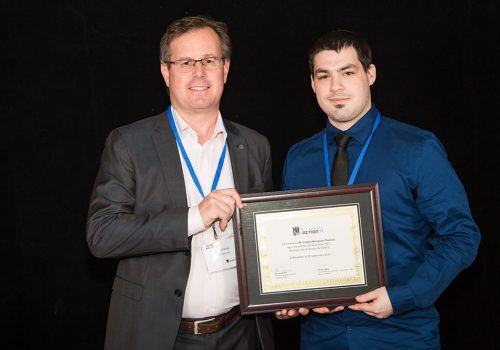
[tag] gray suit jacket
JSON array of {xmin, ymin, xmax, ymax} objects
[{"xmin": 87, "ymin": 112, "xmax": 274, "ymax": 350}]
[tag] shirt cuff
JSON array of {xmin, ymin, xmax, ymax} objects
[
  {"xmin": 386, "ymin": 285, "xmax": 417, "ymax": 315},
  {"xmin": 188, "ymin": 206, "xmax": 206, "ymax": 236}
]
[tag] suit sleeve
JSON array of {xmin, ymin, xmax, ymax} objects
[
  {"xmin": 386, "ymin": 135, "xmax": 480, "ymax": 314},
  {"xmin": 86, "ymin": 130, "xmax": 190, "ymax": 258}
]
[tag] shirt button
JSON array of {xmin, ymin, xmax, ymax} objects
[
  {"xmin": 346, "ymin": 325, "xmax": 352, "ymax": 331},
  {"xmin": 174, "ymin": 289, "xmax": 183, "ymax": 297},
  {"xmin": 184, "ymin": 250, "xmax": 191, "ymax": 256}
]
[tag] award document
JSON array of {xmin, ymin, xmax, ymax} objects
[
  {"xmin": 233, "ymin": 184, "xmax": 386, "ymax": 314},
  {"xmin": 255, "ymin": 204, "xmax": 366, "ymax": 294}
]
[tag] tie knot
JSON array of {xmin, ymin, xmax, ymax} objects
[{"xmin": 334, "ymin": 133, "xmax": 351, "ymax": 148}]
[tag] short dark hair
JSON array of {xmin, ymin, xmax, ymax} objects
[
  {"xmin": 308, "ymin": 30, "xmax": 372, "ymax": 73},
  {"xmin": 160, "ymin": 15, "xmax": 231, "ymax": 63}
]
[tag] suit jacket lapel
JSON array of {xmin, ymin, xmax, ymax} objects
[
  {"xmin": 151, "ymin": 115, "xmax": 248, "ymax": 203},
  {"xmin": 225, "ymin": 120, "xmax": 249, "ymax": 193},
  {"xmin": 152, "ymin": 113, "xmax": 188, "ymax": 207}
]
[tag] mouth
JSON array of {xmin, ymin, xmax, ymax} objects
[
  {"xmin": 329, "ymin": 97, "xmax": 349, "ymax": 105},
  {"xmin": 189, "ymin": 86, "xmax": 209, "ymax": 91}
]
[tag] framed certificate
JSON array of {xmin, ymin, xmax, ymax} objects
[{"xmin": 233, "ymin": 183, "xmax": 386, "ymax": 314}]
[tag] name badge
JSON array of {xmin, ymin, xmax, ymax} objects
[{"xmin": 203, "ymin": 224, "xmax": 236, "ymax": 273}]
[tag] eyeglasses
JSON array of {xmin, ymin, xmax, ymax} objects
[{"xmin": 165, "ymin": 56, "xmax": 225, "ymax": 73}]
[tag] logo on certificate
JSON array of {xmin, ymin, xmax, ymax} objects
[{"xmin": 291, "ymin": 225, "xmax": 325, "ymax": 236}]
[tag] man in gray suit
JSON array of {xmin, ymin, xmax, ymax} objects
[{"xmin": 87, "ymin": 16, "xmax": 274, "ymax": 350}]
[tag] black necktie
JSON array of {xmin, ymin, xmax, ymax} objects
[{"xmin": 331, "ymin": 133, "xmax": 352, "ymax": 186}]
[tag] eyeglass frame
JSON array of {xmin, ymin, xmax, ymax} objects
[{"xmin": 164, "ymin": 56, "xmax": 226, "ymax": 72}]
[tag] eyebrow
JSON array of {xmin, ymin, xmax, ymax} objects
[
  {"xmin": 175, "ymin": 54, "xmax": 219, "ymax": 61},
  {"xmin": 314, "ymin": 68, "xmax": 330, "ymax": 75},
  {"xmin": 314, "ymin": 63, "xmax": 357, "ymax": 75},
  {"xmin": 337, "ymin": 64, "xmax": 357, "ymax": 72}
]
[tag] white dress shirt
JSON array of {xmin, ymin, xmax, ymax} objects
[{"xmin": 170, "ymin": 107, "xmax": 239, "ymax": 318}]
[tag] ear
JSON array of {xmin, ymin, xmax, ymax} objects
[
  {"xmin": 160, "ymin": 63, "xmax": 170, "ymax": 87},
  {"xmin": 223, "ymin": 58, "xmax": 230, "ymax": 83},
  {"xmin": 367, "ymin": 64, "xmax": 376, "ymax": 86},
  {"xmin": 310, "ymin": 75, "xmax": 316, "ymax": 93}
]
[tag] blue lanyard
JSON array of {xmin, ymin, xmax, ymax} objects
[
  {"xmin": 323, "ymin": 113, "xmax": 381, "ymax": 186},
  {"xmin": 167, "ymin": 106, "xmax": 227, "ymax": 198}
]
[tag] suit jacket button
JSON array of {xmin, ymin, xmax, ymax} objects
[
  {"xmin": 184, "ymin": 251, "xmax": 191, "ymax": 256},
  {"xmin": 174, "ymin": 289, "xmax": 182, "ymax": 297}
]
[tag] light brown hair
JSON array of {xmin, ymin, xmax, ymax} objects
[{"xmin": 160, "ymin": 15, "xmax": 231, "ymax": 63}]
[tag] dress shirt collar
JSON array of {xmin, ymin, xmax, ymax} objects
[
  {"xmin": 171, "ymin": 106, "xmax": 227, "ymax": 144},
  {"xmin": 326, "ymin": 105, "xmax": 380, "ymax": 145}
]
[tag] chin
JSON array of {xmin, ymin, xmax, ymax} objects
[{"xmin": 332, "ymin": 110, "xmax": 352, "ymax": 121}]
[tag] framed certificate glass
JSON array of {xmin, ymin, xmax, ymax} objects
[{"xmin": 233, "ymin": 183, "xmax": 386, "ymax": 314}]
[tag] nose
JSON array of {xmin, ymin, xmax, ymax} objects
[
  {"xmin": 192, "ymin": 61, "xmax": 206, "ymax": 77},
  {"xmin": 330, "ymin": 76, "xmax": 344, "ymax": 91}
]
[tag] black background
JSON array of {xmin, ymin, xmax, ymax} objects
[{"xmin": 2, "ymin": 1, "xmax": 499, "ymax": 349}]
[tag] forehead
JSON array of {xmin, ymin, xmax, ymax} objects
[
  {"xmin": 313, "ymin": 46, "xmax": 362, "ymax": 71},
  {"xmin": 170, "ymin": 27, "xmax": 222, "ymax": 59}
]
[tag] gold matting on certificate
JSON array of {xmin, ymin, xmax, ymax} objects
[{"xmin": 233, "ymin": 184, "xmax": 386, "ymax": 314}]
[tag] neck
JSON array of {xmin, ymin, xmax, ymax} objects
[
  {"xmin": 173, "ymin": 106, "xmax": 219, "ymax": 144},
  {"xmin": 328, "ymin": 117, "xmax": 361, "ymax": 131},
  {"xmin": 329, "ymin": 104, "xmax": 372, "ymax": 131}
]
